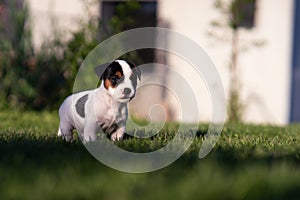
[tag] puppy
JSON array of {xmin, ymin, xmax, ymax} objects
[{"xmin": 57, "ymin": 60, "xmax": 141, "ymax": 142}]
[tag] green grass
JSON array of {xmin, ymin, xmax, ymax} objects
[{"xmin": 0, "ymin": 110, "xmax": 300, "ymax": 200}]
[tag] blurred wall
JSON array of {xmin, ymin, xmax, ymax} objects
[
  {"xmin": 27, "ymin": 0, "xmax": 99, "ymax": 48},
  {"xmin": 158, "ymin": 0, "xmax": 294, "ymax": 124},
  {"xmin": 27, "ymin": 0, "xmax": 295, "ymax": 124}
]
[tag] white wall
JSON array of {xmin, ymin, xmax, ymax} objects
[
  {"xmin": 27, "ymin": 0, "xmax": 294, "ymax": 124},
  {"xmin": 239, "ymin": 0, "xmax": 294, "ymax": 124},
  {"xmin": 158, "ymin": 0, "xmax": 294, "ymax": 124},
  {"xmin": 27, "ymin": 0, "xmax": 99, "ymax": 49}
]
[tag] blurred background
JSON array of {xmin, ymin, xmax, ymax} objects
[{"xmin": 0, "ymin": 0, "xmax": 299, "ymax": 125}]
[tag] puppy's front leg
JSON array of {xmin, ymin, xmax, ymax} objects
[
  {"xmin": 83, "ymin": 121, "xmax": 98, "ymax": 142},
  {"xmin": 111, "ymin": 126, "xmax": 125, "ymax": 142}
]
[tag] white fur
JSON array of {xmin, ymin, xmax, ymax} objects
[{"xmin": 116, "ymin": 60, "xmax": 132, "ymax": 77}]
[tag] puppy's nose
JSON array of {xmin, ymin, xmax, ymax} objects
[{"xmin": 123, "ymin": 88, "xmax": 132, "ymax": 95}]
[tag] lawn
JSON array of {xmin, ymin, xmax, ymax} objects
[{"xmin": 0, "ymin": 110, "xmax": 300, "ymax": 200}]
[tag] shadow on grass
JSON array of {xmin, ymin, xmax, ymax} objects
[
  {"xmin": 1, "ymin": 133, "xmax": 300, "ymax": 200},
  {"xmin": 1, "ymin": 132, "xmax": 299, "ymax": 171},
  {"xmin": 0, "ymin": 134, "xmax": 100, "ymax": 172}
]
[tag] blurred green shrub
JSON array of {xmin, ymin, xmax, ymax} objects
[
  {"xmin": 0, "ymin": 0, "xmax": 100, "ymax": 110},
  {"xmin": 0, "ymin": 0, "xmax": 142, "ymax": 110},
  {"xmin": 0, "ymin": 0, "xmax": 35, "ymax": 109},
  {"xmin": 32, "ymin": 5, "xmax": 100, "ymax": 110}
]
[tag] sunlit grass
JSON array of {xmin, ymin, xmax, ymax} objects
[{"xmin": 0, "ymin": 110, "xmax": 299, "ymax": 200}]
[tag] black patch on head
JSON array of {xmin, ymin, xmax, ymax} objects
[
  {"xmin": 130, "ymin": 73, "xmax": 138, "ymax": 89},
  {"xmin": 126, "ymin": 61, "xmax": 141, "ymax": 81},
  {"xmin": 101, "ymin": 61, "xmax": 124, "ymax": 80},
  {"xmin": 94, "ymin": 61, "xmax": 125, "ymax": 88},
  {"xmin": 94, "ymin": 60, "xmax": 141, "ymax": 89},
  {"xmin": 126, "ymin": 61, "xmax": 141, "ymax": 90},
  {"xmin": 75, "ymin": 94, "xmax": 88, "ymax": 118}
]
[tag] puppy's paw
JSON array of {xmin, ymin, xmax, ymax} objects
[
  {"xmin": 64, "ymin": 135, "xmax": 74, "ymax": 142},
  {"xmin": 111, "ymin": 132, "xmax": 124, "ymax": 142}
]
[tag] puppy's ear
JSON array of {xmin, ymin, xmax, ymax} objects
[
  {"xmin": 94, "ymin": 62, "xmax": 110, "ymax": 80},
  {"xmin": 134, "ymin": 67, "xmax": 141, "ymax": 81},
  {"xmin": 127, "ymin": 61, "xmax": 141, "ymax": 81}
]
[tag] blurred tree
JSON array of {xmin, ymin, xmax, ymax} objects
[
  {"xmin": 0, "ymin": 0, "xmax": 152, "ymax": 110},
  {"xmin": 209, "ymin": 0, "xmax": 261, "ymax": 122},
  {"xmin": 101, "ymin": 0, "xmax": 157, "ymax": 65},
  {"xmin": 33, "ymin": 0, "xmax": 144, "ymax": 109},
  {"xmin": 108, "ymin": 0, "xmax": 143, "ymax": 64},
  {"xmin": 32, "ymin": 0, "xmax": 100, "ymax": 109},
  {"xmin": 0, "ymin": 0, "xmax": 100, "ymax": 110},
  {"xmin": 0, "ymin": 0, "xmax": 35, "ymax": 109}
]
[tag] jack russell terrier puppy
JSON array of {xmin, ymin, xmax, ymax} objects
[{"xmin": 57, "ymin": 60, "xmax": 141, "ymax": 142}]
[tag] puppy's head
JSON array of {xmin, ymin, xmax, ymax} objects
[{"xmin": 95, "ymin": 60, "xmax": 141, "ymax": 103}]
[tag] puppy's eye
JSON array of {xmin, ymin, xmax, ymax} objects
[{"xmin": 110, "ymin": 76, "xmax": 118, "ymax": 85}]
